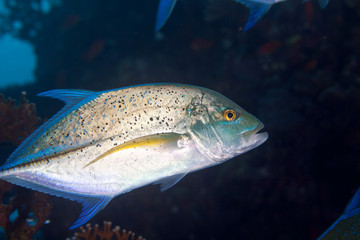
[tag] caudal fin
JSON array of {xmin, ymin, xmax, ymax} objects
[{"xmin": 235, "ymin": 0, "xmax": 272, "ymax": 31}]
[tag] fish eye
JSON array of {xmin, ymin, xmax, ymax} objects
[{"xmin": 223, "ymin": 109, "xmax": 237, "ymax": 121}]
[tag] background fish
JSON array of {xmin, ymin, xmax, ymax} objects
[
  {"xmin": 303, "ymin": 0, "xmax": 330, "ymax": 9},
  {"xmin": 0, "ymin": 84, "xmax": 268, "ymax": 229},
  {"xmin": 155, "ymin": 0, "xmax": 330, "ymax": 31},
  {"xmin": 317, "ymin": 187, "xmax": 360, "ymax": 240}
]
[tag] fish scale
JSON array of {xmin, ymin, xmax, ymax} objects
[
  {"xmin": 0, "ymin": 83, "xmax": 268, "ymax": 229},
  {"xmin": 12, "ymin": 85, "xmax": 193, "ymax": 164}
]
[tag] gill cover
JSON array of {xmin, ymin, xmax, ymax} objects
[{"xmin": 186, "ymin": 97, "xmax": 226, "ymax": 161}]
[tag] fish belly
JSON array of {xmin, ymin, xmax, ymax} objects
[{"xmin": 0, "ymin": 138, "xmax": 211, "ymax": 198}]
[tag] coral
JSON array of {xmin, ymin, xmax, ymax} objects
[
  {"xmin": 69, "ymin": 221, "xmax": 145, "ymax": 240},
  {"xmin": 0, "ymin": 91, "xmax": 41, "ymax": 145},
  {"xmin": 0, "ymin": 181, "xmax": 53, "ymax": 240},
  {"xmin": 0, "ymin": 92, "xmax": 52, "ymax": 239}
]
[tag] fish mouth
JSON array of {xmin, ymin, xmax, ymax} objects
[{"xmin": 238, "ymin": 123, "xmax": 268, "ymax": 153}]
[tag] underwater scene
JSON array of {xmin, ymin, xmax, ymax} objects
[{"xmin": 0, "ymin": 0, "xmax": 359, "ymax": 239}]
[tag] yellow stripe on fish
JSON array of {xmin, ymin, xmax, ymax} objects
[
  {"xmin": 84, "ymin": 133, "xmax": 181, "ymax": 168},
  {"xmin": 0, "ymin": 83, "xmax": 268, "ymax": 230}
]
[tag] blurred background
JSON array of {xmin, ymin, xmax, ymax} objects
[{"xmin": 0, "ymin": 0, "xmax": 359, "ymax": 239}]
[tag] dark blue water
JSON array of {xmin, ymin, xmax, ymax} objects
[{"xmin": 0, "ymin": 0, "xmax": 359, "ymax": 239}]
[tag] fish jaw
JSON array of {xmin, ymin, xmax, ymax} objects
[{"xmin": 235, "ymin": 122, "xmax": 268, "ymax": 156}]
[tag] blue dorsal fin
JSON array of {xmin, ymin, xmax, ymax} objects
[
  {"xmin": 155, "ymin": 173, "xmax": 187, "ymax": 192},
  {"xmin": 1, "ymin": 175, "xmax": 112, "ymax": 229},
  {"xmin": 318, "ymin": 0, "xmax": 329, "ymax": 8},
  {"xmin": 343, "ymin": 187, "xmax": 360, "ymax": 217},
  {"xmin": 235, "ymin": 0, "xmax": 272, "ymax": 31},
  {"xmin": 317, "ymin": 187, "xmax": 360, "ymax": 240},
  {"xmin": 38, "ymin": 89, "xmax": 95, "ymax": 104},
  {"xmin": 155, "ymin": 0, "xmax": 178, "ymax": 32},
  {"xmin": 5, "ymin": 89, "xmax": 96, "ymax": 164}
]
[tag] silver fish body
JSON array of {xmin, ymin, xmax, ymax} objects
[{"xmin": 0, "ymin": 83, "xmax": 268, "ymax": 229}]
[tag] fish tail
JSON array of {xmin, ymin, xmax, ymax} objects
[{"xmin": 235, "ymin": 0, "xmax": 272, "ymax": 31}]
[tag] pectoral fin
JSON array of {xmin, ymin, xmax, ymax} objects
[
  {"xmin": 154, "ymin": 173, "xmax": 188, "ymax": 191},
  {"xmin": 84, "ymin": 133, "xmax": 182, "ymax": 168}
]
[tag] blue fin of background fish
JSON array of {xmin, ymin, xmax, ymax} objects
[
  {"xmin": 235, "ymin": 0, "xmax": 272, "ymax": 31},
  {"xmin": 317, "ymin": 187, "xmax": 360, "ymax": 239},
  {"xmin": 302, "ymin": 0, "xmax": 329, "ymax": 8},
  {"xmin": 4, "ymin": 89, "xmax": 96, "ymax": 167},
  {"xmin": 155, "ymin": 172, "xmax": 188, "ymax": 191},
  {"xmin": 2, "ymin": 175, "xmax": 112, "ymax": 229},
  {"xmin": 155, "ymin": 0, "xmax": 177, "ymax": 31},
  {"xmin": 318, "ymin": 0, "xmax": 329, "ymax": 8}
]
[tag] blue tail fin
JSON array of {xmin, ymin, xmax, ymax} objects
[{"xmin": 235, "ymin": 0, "xmax": 272, "ymax": 31}]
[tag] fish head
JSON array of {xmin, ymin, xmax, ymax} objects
[{"xmin": 187, "ymin": 89, "xmax": 268, "ymax": 163}]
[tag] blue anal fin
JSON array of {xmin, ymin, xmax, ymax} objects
[
  {"xmin": 1, "ymin": 175, "xmax": 111, "ymax": 230},
  {"xmin": 70, "ymin": 196, "xmax": 112, "ymax": 230},
  {"xmin": 155, "ymin": 0, "xmax": 178, "ymax": 32},
  {"xmin": 235, "ymin": 0, "xmax": 272, "ymax": 31},
  {"xmin": 154, "ymin": 173, "xmax": 187, "ymax": 192}
]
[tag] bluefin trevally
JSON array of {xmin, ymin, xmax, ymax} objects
[
  {"xmin": 155, "ymin": 0, "xmax": 330, "ymax": 32},
  {"xmin": 317, "ymin": 187, "xmax": 360, "ymax": 239},
  {"xmin": 0, "ymin": 84, "xmax": 268, "ymax": 229}
]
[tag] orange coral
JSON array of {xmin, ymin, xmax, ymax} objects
[
  {"xmin": 0, "ymin": 92, "xmax": 52, "ymax": 239},
  {"xmin": 0, "ymin": 92, "xmax": 41, "ymax": 145},
  {"xmin": 70, "ymin": 221, "xmax": 145, "ymax": 240},
  {"xmin": 0, "ymin": 180, "xmax": 53, "ymax": 240}
]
